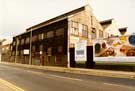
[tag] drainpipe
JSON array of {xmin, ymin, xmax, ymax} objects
[
  {"xmin": 29, "ymin": 28, "xmax": 32, "ymax": 65},
  {"xmin": 67, "ymin": 20, "xmax": 71, "ymax": 68},
  {"xmin": 15, "ymin": 38, "xmax": 18, "ymax": 63}
]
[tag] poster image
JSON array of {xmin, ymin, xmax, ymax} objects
[{"xmin": 94, "ymin": 35, "xmax": 135, "ymax": 62}]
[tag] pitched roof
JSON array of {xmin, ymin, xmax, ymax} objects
[
  {"xmin": 119, "ymin": 27, "xmax": 127, "ymax": 35},
  {"xmin": 27, "ymin": 5, "xmax": 89, "ymax": 31},
  {"xmin": 100, "ymin": 19, "xmax": 113, "ymax": 29}
]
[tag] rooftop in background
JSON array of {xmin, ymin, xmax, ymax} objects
[
  {"xmin": 100, "ymin": 18, "xmax": 113, "ymax": 25},
  {"xmin": 119, "ymin": 27, "xmax": 128, "ymax": 35},
  {"xmin": 99, "ymin": 18, "xmax": 114, "ymax": 29}
]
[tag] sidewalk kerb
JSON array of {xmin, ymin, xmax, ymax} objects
[{"xmin": 1, "ymin": 62, "xmax": 135, "ymax": 79}]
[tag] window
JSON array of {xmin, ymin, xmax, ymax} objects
[
  {"xmin": 32, "ymin": 46, "xmax": 36, "ymax": 52},
  {"xmin": 91, "ymin": 28, "xmax": 97, "ymax": 39},
  {"xmin": 12, "ymin": 51, "xmax": 15, "ymax": 56},
  {"xmin": 39, "ymin": 33, "xmax": 44, "ymax": 40},
  {"xmin": 17, "ymin": 51, "xmax": 20, "ymax": 56},
  {"xmin": 39, "ymin": 45, "xmax": 43, "ymax": 51},
  {"xmin": 21, "ymin": 50, "xmax": 23, "ymax": 55},
  {"xmin": 32, "ymin": 35, "xmax": 38, "ymax": 42},
  {"xmin": 47, "ymin": 47, "xmax": 52, "ymax": 56},
  {"xmin": 56, "ymin": 28, "xmax": 64, "ymax": 36},
  {"xmin": 21, "ymin": 39, "xmax": 24, "ymax": 45},
  {"xmin": 71, "ymin": 21, "xmax": 79, "ymax": 36},
  {"xmin": 47, "ymin": 31, "xmax": 54, "ymax": 38},
  {"xmin": 57, "ymin": 46, "xmax": 63, "ymax": 53},
  {"xmin": 44, "ymin": 33, "xmax": 47, "ymax": 39},
  {"xmin": 26, "ymin": 37, "xmax": 30, "ymax": 44},
  {"xmin": 99, "ymin": 30, "xmax": 103, "ymax": 38},
  {"xmin": 82, "ymin": 24, "xmax": 88, "ymax": 37}
]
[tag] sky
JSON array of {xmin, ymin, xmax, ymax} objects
[{"xmin": 0, "ymin": 0, "xmax": 135, "ymax": 40}]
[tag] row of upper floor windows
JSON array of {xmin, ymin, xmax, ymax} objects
[
  {"xmin": 70, "ymin": 21, "xmax": 105, "ymax": 39},
  {"xmin": 13, "ymin": 28, "xmax": 65, "ymax": 46}
]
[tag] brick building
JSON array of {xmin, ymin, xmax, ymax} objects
[{"xmin": 11, "ymin": 5, "xmax": 104, "ymax": 67}]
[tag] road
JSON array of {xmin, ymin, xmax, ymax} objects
[{"xmin": 0, "ymin": 64, "xmax": 134, "ymax": 91}]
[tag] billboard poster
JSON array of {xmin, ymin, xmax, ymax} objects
[
  {"xmin": 94, "ymin": 35, "xmax": 135, "ymax": 62},
  {"xmin": 75, "ymin": 40, "xmax": 87, "ymax": 61}
]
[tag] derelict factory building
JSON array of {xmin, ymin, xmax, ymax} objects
[{"xmin": 11, "ymin": 5, "xmax": 104, "ymax": 67}]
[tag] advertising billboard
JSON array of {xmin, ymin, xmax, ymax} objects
[
  {"xmin": 94, "ymin": 35, "xmax": 135, "ymax": 62},
  {"xmin": 75, "ymin": 40, "xmax": 87, "ymax": 61}
]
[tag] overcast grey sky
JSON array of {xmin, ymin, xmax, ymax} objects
[{"xmin": 0, "ymin": 0, "xmax": 135, "ymax": 39}]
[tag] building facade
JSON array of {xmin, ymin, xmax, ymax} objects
[
  {"xmin": 11, "ymin": 5, "xmax": 104, "ymax": 67},
  {"xmin": 100, "ymin": 19, "xmax": 120, "ymax": 38},
  {"xmin": 0, "ymin": 39, "xmax": 12, "ymax": 62}
]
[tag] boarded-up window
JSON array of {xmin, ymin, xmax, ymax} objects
[
  {"xmin": 32, "ymin": 46, "xmax": 36, "ymax": 52},
  {"xmin": 26, "ymin": 37, "xmax": 30, "ymax": 44},
  {"xmin": 39, "ymin": 33, "xmax": 44, "ymax": 40},
  {"xmin": 21, "ymin": 39, "xmax": 24, "ymax": 45},
  {"xmin": 47, "ymin": 47, "xmax": 52, "ymax": 56},
  {"xmin": 57, "ymin": 46, "xmax": 63, "ymax": 53},
  {"xmin": 12, "ymin": 51, "xmax": 15, "ymax": 56},
  {"xmin": 47, "ymin": 31, "xmax": 54, "ymax": 38},
  {"xmin": 32, "ymin": 35, "xmax": 38, "ymax": 42},
  {"xmin": 56, "ymin": 28, "xmax": 64, "ymax": 36},
  {"xmin": 40, "ymin": 45, "xmax": 43, "ymax": 51}
]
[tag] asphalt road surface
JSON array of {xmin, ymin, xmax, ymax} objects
[{"xmin": 0, "ymin": 64, "xmax": 134, "ymax": 91}]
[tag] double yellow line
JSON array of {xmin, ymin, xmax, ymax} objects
[{"xmin": 0, "ymin": 78, "xmax": 25, "ymax": 91}]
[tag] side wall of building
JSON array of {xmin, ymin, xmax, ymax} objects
[
  {"xmin": 12, "ymin": 19, "xmax": 68, "ymax": 67},
  {"xmin": 103, "ymin": 20, "xmax": 120, "ymax": 38}
]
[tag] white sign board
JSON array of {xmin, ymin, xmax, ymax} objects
[
  {"xmin": 24, "ymin": 49, "xmax": 29, "ymax": 55},
  {"xmin": 75, "ymin": 40, "xmax": 87, "ymax": 61}
]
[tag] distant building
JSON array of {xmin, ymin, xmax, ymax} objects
[
  {"xmin": 119, "ymin": 27, "xmax": 127, "ymax": 35},
  {"xmin": 0, "ymin": 39, "xmax": 12, "ymax": 62},
  {"xmin": 100, "ymin": 19, "xmax": 120, "ymax": 38},
  {"xmin": 11, "ymin": 5, "xmax": 104, "ymax": 67}
]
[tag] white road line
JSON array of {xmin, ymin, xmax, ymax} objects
[
  {"xmin": 48, "ymin": 74, "xmax": 83, "ymax": 81},
  {"xmin": 0, "ymin": 78, "xmax": 25, "ymax": 91},
  {"xmin": 103, "ymin": 82, "xmax": 130, "ymax": 88},
  {"xmin": 26, "ymin": 70, "xmax": 83, "ymax": 81}
]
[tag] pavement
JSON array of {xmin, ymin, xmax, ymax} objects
[
  {"xmin": 0, "ymin": 63, "xmax": 134, "ymax": 91},
  {"xmin": 0, "ymin": 78, "xmax": 24, "ymax": 91},
  {"xmin": 1, "ymin": 62, "xmax": 135, "ymax": 79}
]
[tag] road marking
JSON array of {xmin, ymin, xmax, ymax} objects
[
  {"xmin": 48, "ymin": 74, "xmax": 83, "ymax": 81},
  {"xmin": 0, "ymin": 78, "xmax": 25, "ymax": 91},
  {"xmin": 103, "ymin": 82, "xmax": 130, "ymax": 88},
  {"xmin": 26, "ymin": 70, "xmax": 83, "ymax": 82}
]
